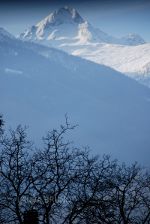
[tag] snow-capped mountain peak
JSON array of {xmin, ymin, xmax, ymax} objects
[
  {"xmin": 20, "ymin": 6, "xmax": 85, "ymax": 42},
  {"xmin": 20, "ymin": 6, "xmax": 146, "ymax": 47},
  {"xmin": 20, "ymin": 6, "xmax": 117, "ymax": 45}
]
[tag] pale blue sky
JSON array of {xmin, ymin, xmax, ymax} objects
[{"xmin": 0, "ymin": 0, "xmax": 150, "ymax": 41}]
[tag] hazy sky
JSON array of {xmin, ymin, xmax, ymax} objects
[{"xmin": 0, "ymin": 0, "xmax": 150, "ymax": 41}]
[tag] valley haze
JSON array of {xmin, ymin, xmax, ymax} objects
[{"xmin": 0, "ymin": 0, "xmax": 150, "ymax": 165}]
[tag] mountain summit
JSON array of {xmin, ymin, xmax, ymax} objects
[
  {"xmin": 41, "ymin": 6, "xmax": 84, "ymax": 25},
  {"xmin": 20, "ymin": 6, "xmax": 115, "ymax": 44},
  {"xmin": 20, "ymin": 6, "xmax": 85, "ymax": 43},
  {"xmin": 20, "ymin": 6, "xmax": 145, "ymax": 46}
]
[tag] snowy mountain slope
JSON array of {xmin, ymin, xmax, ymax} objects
[
  {"xmin": 20, "ymin": 6, "xmax": 145, "ymax": 46},
  {"xmin": 1, "ymin": 29, "xmax": 150, "ymax": 164},
  {"xmin": 0, "ymin": 27, "xmax": 15, "ymax": 41},
  {"xmin": 71, "ymin": 42, "xmax": 150, "ymax": 86}
]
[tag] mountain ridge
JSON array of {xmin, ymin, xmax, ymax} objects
[
  {"xmin": 1, "ymin": 28, "xmax": 150, "ymax": 164},
  {"xmin": 20, "ymin": 6, "xmax": 145, "ymax": 46}
]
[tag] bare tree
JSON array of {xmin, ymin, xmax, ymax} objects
[
  {"xmin": 63, "ymin": 155, "xmax": 117, "ymax": 224},
  {"xmin": 0, "ymin": 125, "xmax": 33, "ymax": 223},
  {"xmin": 62, "ymin": 158, "xmax": 150, "ymax": 224},
  {"xmin": 111, "ymin": 163, "xmax": 150, "ymax": 224},
  {"xmin": 0, "ymin": 114, "xmax": 4, "ymax": 136},
  {"xmin": 30, "ymin": 117, "xmax": 86, "ymax": 224},
  {"xmin": 0, "ymin": 116, "xmax": 150, "ymax": 224}
]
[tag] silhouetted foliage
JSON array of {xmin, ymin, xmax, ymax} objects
[{"xmin": 0, "ymin": 117, "xmax": 150, "ymax": 224}]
